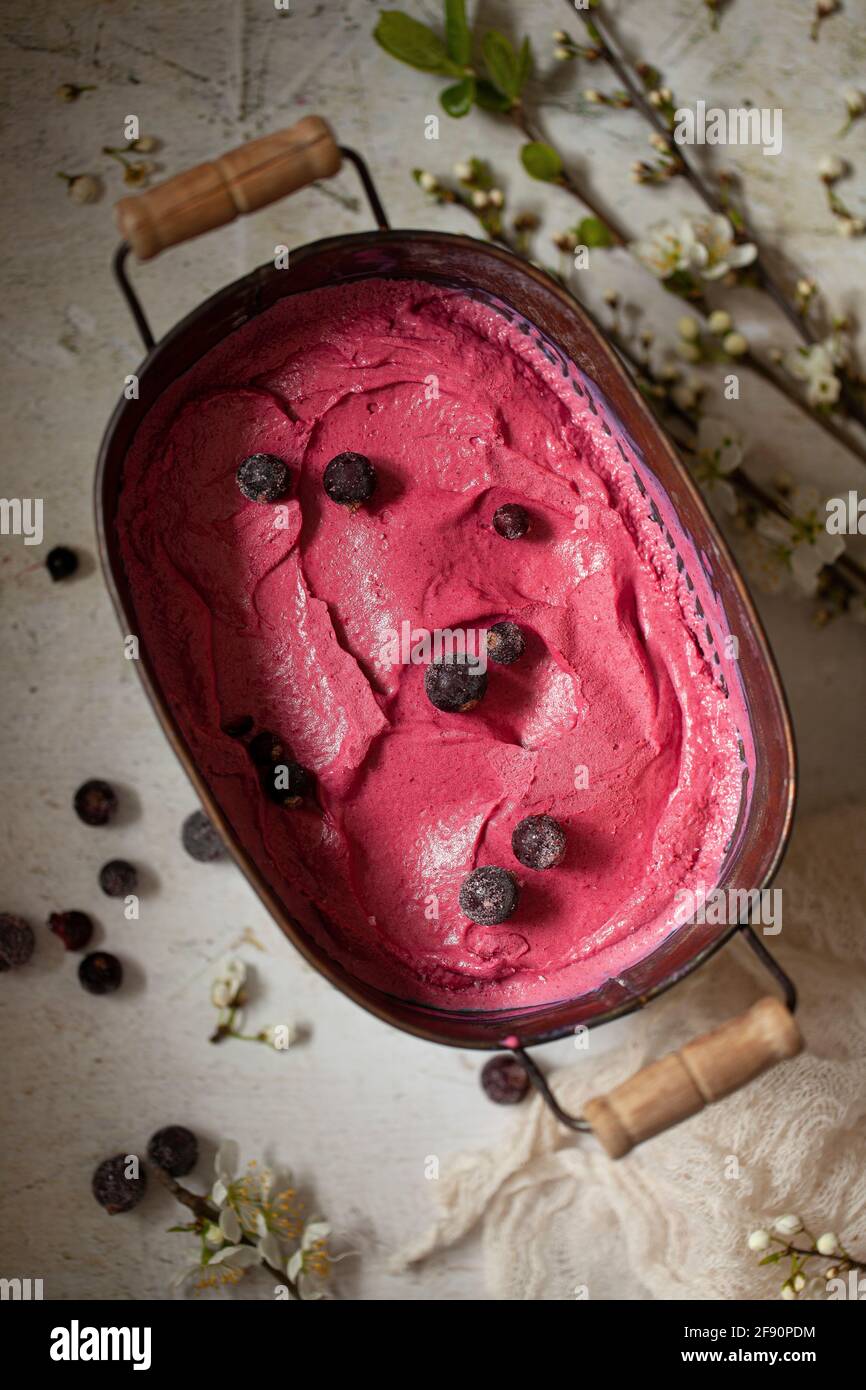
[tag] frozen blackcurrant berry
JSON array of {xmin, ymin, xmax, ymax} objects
[
  {"xmin": 0, "ymin": 914, "xmax": 35, "ymax": 971},
  {"xmin": 323, "ymin": 452, "xmax": 376, "ymax": 509},
  {"xmin": 512, "ymin": 814, "xmax": 566, "ymax": 870},
  {"xmin": 74, "ymin": 779, "xmax": 118, "ymax": 826},
  {"xmin": 79, "ymin": 950, "xmax": 123, "ymax": 994},
  {"xmin": 181, "ymin": 810, "xmax": 224, "ymax": 862},
  {"xmin": 98, "ymin": 860, "xmax": 137, "ymax": 897},
  {"xmin": 236, "ymin": 453, "xmax": 289, "ymax": 503},
  {"xmin": 493, "ymin": 503, "xmax": 530, "ymax": 539},
  {"xmin": 486, "ymin": 621, "xmax": 525, "ymax": 665},
  {"xmin": 262, "ymin": 761, "xmax": 312, "ymax": 807},
  {"xmin": 92, "ymin": 1154, "xmax": 146, "ymax": 1213},
  {"xmin": 221, "ymin": 714, "xmax": 254, "ymax": 739},
  {"xmin": 48, "ymin": 910, "xmax": 94, "ymax": 951},
  {"xmin": 147, "ymin": 1124, "xmax": 198, "ymax": 1177},
  {"xmin": 248, "ymin": 730, "xmax": 286, "ymax": 766},
  {"xmin": 46, "ymin": 545, "xmax": 79, "ymax": 581},
  {"xmin": 459, "ymin": 866, "xmax": 518, "ymax": 925},
  {"xmin": 481, "ymin": 1053, "xmax": 530, "ymax": 1105},
  {"xmin": 424, "ymin": 657, "xmax": 488, "ymax": 712}
]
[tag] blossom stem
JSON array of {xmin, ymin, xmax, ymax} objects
[
  {"xmin": 152, "ymin": 1166, "xmax": 301, "ymax": 1297},
  {"xmin": 510, "ymin": 104, "xmax": 627, "ymax": 247},
  {"xmin": 566, "ymin": 2, "xmax": 866, "ymax": 436}
]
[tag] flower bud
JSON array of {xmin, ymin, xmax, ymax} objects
[
  {"xmin": 818, "ymin": 154, "xmax": 845, "ymax": 182},
  {"xmin": 747, "ymin": 1229, "xmax": 771, "ymax": 1251},
  {"xmin": 723, "ymin": 331, "xmax": 749, "ymax": 357}
]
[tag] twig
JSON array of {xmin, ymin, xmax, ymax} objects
[
  {"xmin": 511, "ymin": 104, "xmax": 627, "ymax": 246},
  {"xmin": 566, "ymin": 1, "xmax": 866, "ymax": 435}
]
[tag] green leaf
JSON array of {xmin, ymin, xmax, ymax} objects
[
  {"xmin": 444, "ymin": 0, "xmax": 471, "ymax": 67},
  {"xmin": 516, "ymin": 36, "xmax": 533, "ymax": 93},
  {"xmin": 520, "ymin": 141, "xmax": 563, "ymax": 181},
  {"xmin": 374, "ymin": 11, "xmax": 461, "ymax": 75},
  {"xmin": 759, "ymin": 1252, "xmax": 783, "ymax": 1265},
  {"xmin": 475, "ymin": 79, "xmax": 513, "ymax": 112},
  {"xmin": 577, "ymin": 215, "xmax": 614, "ymax": 248},
  {"xmin": 440, "ymin": 77, "xmax": 476, "ymax": 117},
  {"xmin": 483, "ymin": 30, "xmax": 519, "ymax": 99}
]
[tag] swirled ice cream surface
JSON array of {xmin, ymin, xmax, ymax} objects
[{"xmin": 118, "ymin": 278, "xmax": 743, "ymax": 1010}]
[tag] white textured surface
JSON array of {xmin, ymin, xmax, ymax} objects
[{"xmin": 0, "ymin": 0, "xmax": 864, "ymax": 1302}]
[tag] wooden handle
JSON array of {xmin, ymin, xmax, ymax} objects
[
  {"xmin": 114, "ymin": 115, "xmax": 342, "ymax": 261},
  {"xmin": 583, "ymin": 996, "xmax": 802, "ymax": 1159}
]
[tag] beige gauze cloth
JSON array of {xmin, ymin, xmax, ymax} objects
[{"xmin": 395, "ymin": 803, "xmax": 866, "ymax": 1300}]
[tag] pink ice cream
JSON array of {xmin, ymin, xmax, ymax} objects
[{"xmin": 118, "ymin": 279, "xmax": 743, "ymax": 1010}]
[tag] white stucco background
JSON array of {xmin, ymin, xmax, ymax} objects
[{"xmin": 0, "ymin": 0, "xmax": 864, "ymax": 1301}]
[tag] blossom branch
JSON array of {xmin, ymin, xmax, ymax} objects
[
  {"xmin": 566, "ymin": 1, "xmax": 866, "ymax": 435},
  {"xmin": 152, "ymin": 1164, "xmax": 302, "ymax": 1298}
]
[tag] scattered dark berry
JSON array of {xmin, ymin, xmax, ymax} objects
[
  {"xmin": 79, "ymin": 950, "xmax": 123, "ymax": 994},
  {"xmin": 92, "ymin": 1153, "xmax": 146, "ymax": 1213},
  {"xmin": 323, "ymin": 451, "xmax": 376, "ymax": 509},
  {"xmin": 48, "ymin": 909, "xmax": 94, "ymax": 951},
  {"xmin": 221, "ymin": 714, "xmax": 254, "ymax": 739},
  {"xmin": 0, "ymin": 914, "xmax": 35, "ymax": 971},
  {"xmin": 46, "ymin": 545, "xmax": 79, "ymax": 581},
  {"xmin": 98, "ymin": 860, "xmax": 138, "ymax": 897},
  {"xmin": 147, "ymin": 1124, "xmax": 198, "ymax": 1178},
  {"xmin": 486, "ymin": 620, "xmax": 525, "ymax": 666},
  {"xmin": 74, "ymin": 779, "xmax": 118, "ymax": 826},
  {"xmin": 236, "ymin": 453, "xmax": 289, "ymax": 503},
  {"xmin": 424, "ymin": 657, "xmax": 488, "ymax": 712},
  {"xmin": 262, "ymin": 761, "xmax": 312, "ymax": 807},
  {"xmin": 181, "ymin": 810, "xmax": 224, "ymax": 862},
  {"xmin": 481, "ymin": 1053, "xmax": 531, "ymax": 1105},
  {"xmin": 512, "ymin": 814, "xmax": 567, "ymax": 870},
  {"xmin": 459, "ymin": 866, "xmax": 518, "ymax": 925},
  {"xmin": 248, "ymin": 730, "xmax": 286, "ymax": 766},
  {"xmin": 493, "ymin": 503, "xmax": 530, "ymax": 539}
]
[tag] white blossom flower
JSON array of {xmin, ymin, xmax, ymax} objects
[
  {"xmin": 418, "ymin": 171, "xmax": 437, "ymax": 193},
  {"xmin": 211, "ymin": 1139, "xmax": 240, "ymax": 1207},
  {"xmin": 287, "ymin": 1217, "xmax": 334, "ymax": 1300},
  {"xmin": 689, "ymin": 418, "xmax": 743, "ymax": 518},
  {"xmin": 488, "ymin": 188, "xmax": 504, "ymax": 207},
  {"xmin": 838, "ymin": 216, "xmax": 865, "ymax": 238},
  {"xmin": 678, "ymin": 315, "xmax": 700, "ymax": 341},
  {"xmin": 207, "ymin": 1243, "xmax": 262, "ymax": 1271},
  {"xmin": 211, "ymin": 957, "xmax": 246, "ymax": 1010},
  {"xmin": 690, "ymin": 214, "xmax": 757, "ymax": 281},
  {"xmin": 816, "ymin": 1232, "xmax": 838, "ymax": 1255},
  {"xmin": 471, "ymin": 189, "xmax": 489, "ymax": 209},
  {"xmin": 708, "ymin": 309, "xmax": 732, "ymax": 335},
  {"xmin": 748, "ymin": 1229, "xmax": 771, "ymax": 1252},
  {"xmin": 755, "ymin": 487, "xmax": 845, "ymax": 596},
  {"xmin": 453, "ymin": 160, "xmax": 472, "ymax": 182},
  {"xmin": 784, "ymin": 343, "xmax": 841, "ymax": 407},
  {"xmin": 555, "ymin": 46, "xmax": 571, "ymax": 61},
  {"xmin": 793, "ymin": 1272, "xmax": 806, "ymax": 1292},
  {"xmin": 781, "ymin": 1283, "xmax": 797, "ymax": 1300},
  {"xmin": 630, "ymin": 219, "xmax": 703, "ymax": 279},
  {"xmin": 843, "ymin": 89, "xmax": 865, "ymax": 116}
]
